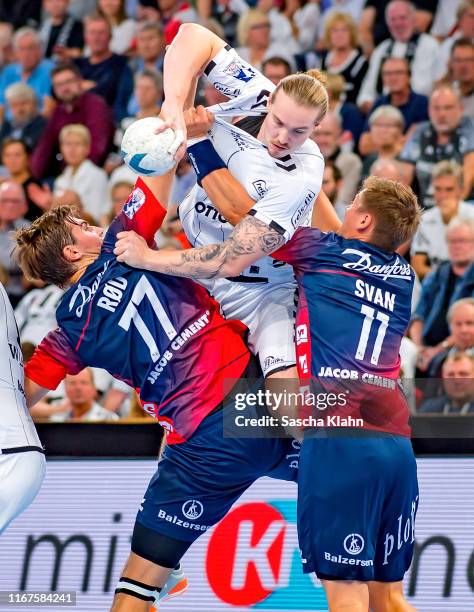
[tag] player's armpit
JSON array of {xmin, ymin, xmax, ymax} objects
[
  {"xmin": 202, "ymin": 168, "xmax": 256, "ymax": 225},
  {"xmin": 115, "ymin": 215, "xmax": 285, "ymax": 279}
]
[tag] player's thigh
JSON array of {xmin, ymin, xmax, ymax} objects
[
  {"xmin": 297, "ymin": 434, "xmax": 402, "ymax": 581},
  {"xmin": 373, "ymin": 436, "xmax": 419, "ymax": 582},
  {"xmin": 0, "ymin": 451, "xmax": 46, "ymax": 533},
  {"xmin": 251, "ymin": 290, "xmax": 297, "ymax": 377}
]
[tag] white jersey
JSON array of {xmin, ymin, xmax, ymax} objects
[
  {"xmin": 180, "ymin": 45, "xmax": 325, "ymax": 294},
  {"xmin": 15, "ymin": 284, "xmax": 63, "ymax": 346},
  {"xmin": 0, "ymin": 283, "xmax": 42, "ymax": 450}
]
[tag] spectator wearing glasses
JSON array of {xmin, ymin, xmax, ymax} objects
[{"xmin": 359, "ymin": 57, "xmax": 428, "ymax": 157}]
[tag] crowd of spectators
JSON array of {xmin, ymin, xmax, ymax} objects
[{"xmin": 0, "ymin": 0, "xmax": 473, "ymax": 420}]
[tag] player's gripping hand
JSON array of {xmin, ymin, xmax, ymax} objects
[
  {"xmin": 184, "ymin": 106, "xmax": 214, "ymax": 141},
  {"xmin": 114, "ymin": 231, "xmax": 153, "ymax": 269}
]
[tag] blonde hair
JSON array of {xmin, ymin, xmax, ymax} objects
[
  {"xmin": 457, "ymin": 0, "xmax": 474, "ymax": 20},
  {"xmin": 360, "ymin": 176, "xmax": 422, "ymax": 251},
  {"xmin": 59, "ymin": 123, "xmax": 91, "ymax": 146},
  {"xmin": 323, "ymin": 11, "xmax": 359, "ymax": 49},
  {"xmin": 272, "ymin": 69, "xmax": 329, "ymax": 122},
  {"xmin": 369, "ymin": 104, "xmax": 405, "ymax": 131},
  {"xmin": 237, "ymin": 9, "xmax": 270, "ymax": 47},
  {"xmin": 431, "ymin": 160, "xmax": 463, "ymax": 185},
  {"xmin": 324, "ymin": 72, "xmax": 346, "ymax": 101}
]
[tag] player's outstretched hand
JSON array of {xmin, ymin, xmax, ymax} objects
[{"xmin": 114, "ymin": 231, "xmax": 152, "ymax": 269}]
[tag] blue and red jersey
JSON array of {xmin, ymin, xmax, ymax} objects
[
  {"xmin": 25, "ymin": 179, "xmax": 249, "ymax": 442},
  {"xmin": 275, "ymin": 227, "xmax": 415, "ymax": 436}
]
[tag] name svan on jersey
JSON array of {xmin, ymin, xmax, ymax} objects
[{"xmin": 354, "ymin": 280, "xmax": 396, "ymax": 312}]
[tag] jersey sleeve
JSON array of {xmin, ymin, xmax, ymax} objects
[
  {"xmin": 102, "ymin": 177, "xmax": 167, "ymax": 252},
  {"xmin": 204, "ymin": 45, "xmax": 274, "ymax": 111},
  {"xmin": 272, "ymin": 226, "xmax": 331, "ymax": 271},
  {"xmin": 25, "ymin": 327, "xmax": 86, "ymax": 390}
]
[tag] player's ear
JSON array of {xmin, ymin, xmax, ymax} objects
[{"xmin": 63, "ymin": 244, "xmax": 82, "ymax": 262}]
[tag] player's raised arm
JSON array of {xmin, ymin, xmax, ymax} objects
[
  {"xmin": 114, "ymin": 215, "xmax": 284, "ymax": 279},
  {"xmin": 160, "ymin": 24, "xmax": 226, "ymax": 156}
]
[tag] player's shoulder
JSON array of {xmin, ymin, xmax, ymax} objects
[{"xmin": 295, "ymin": 137, "xmax": 324, "ymax": 160}]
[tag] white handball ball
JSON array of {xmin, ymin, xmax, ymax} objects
[{"xmin": 121, "ymin": 117, "xmax": 177, "ymax": 176}]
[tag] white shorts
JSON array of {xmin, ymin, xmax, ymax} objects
[
  {"xmin": 0, "ymin": 450, "xmax": 46, "ymax": 533},
  {"xmin": 210, "ymin": 278, "xmax": 297, "ymax": 377}
]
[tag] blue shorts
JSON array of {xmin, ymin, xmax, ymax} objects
[
  {"xmin": 137, "ymin": 406, "xmax": 299, "ymax": 542},
  {"xmin": 297, "ymin": 431, "xmax": 418, "ymax": 582}
]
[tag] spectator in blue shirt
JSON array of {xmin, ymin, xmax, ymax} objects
[
  {"xmin": 0, "ymin": 28, "xmax": 54, "ymax": 122},
  {"xmin": 75, "ymin": 14, "xmax": 133, "ymax": 122},
  {"xmin": 359, "ymin": 56, "xmax": 428, "ymax": 157},
  {"xmin": 409, "ymin": 217, "xmax": 474, "ymax": 354}
]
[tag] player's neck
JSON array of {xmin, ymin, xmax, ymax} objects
[{"xmin": 68, "ymin": 254, "xmax": 100, "ymax": 285}]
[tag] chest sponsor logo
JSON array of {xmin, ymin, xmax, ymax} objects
[
  {"xmin": 291, "ymin": 190, "xmax": 315, "ymax": 228},
  {"xmin": 342, "ymin": 249, "xmax": 412, "ymax": 281},
  {"xmin": 68, "ymin": 261, "xmax": 110, "ymax": 317},
  {"xmin": 123, "ymin": 187, "xmax": 145, "ymax": 219},
  {"xmin": 194, "ymin": 201, "xmax": 228, "ymax": 224},
  {"xmin": 223, "ymin": 60, "xmax": 256, "ymax": 83}
]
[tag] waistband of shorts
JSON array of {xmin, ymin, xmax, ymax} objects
[{"xmin": 1, "ymin": 445, "xmax": 45, "ymax": 455}]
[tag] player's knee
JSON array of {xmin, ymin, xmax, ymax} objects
[
  {"xmin": 131, "ymin": 521, "xmax": 192, "ymax": 568},
  {"xmin": 369, "ymin": 583, "xmax": 414, "ymax": 612}
]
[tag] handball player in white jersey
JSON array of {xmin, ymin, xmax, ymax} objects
[
  {"xmin": 158, "ymin": 24, "xmax": 340, "ymax": 380},
  {"xmin": 0, "ymin": 283, "xmax": 45, "ymax": 533}
]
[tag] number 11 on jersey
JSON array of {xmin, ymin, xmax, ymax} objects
[{"xmin": 355, "ymin": 304, "xmax": 390, "ymax": 366}]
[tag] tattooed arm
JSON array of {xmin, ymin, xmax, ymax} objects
[{"xmin": 114, "ymin": 215, "xmax": 285, "ymax": 279}]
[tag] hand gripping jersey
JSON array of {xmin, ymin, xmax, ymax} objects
[
  {"xmin": 179, "ymin": 45, "xmax": 325, "ymax": 291},
  {"xmin": 275, "ymin": 227, "xmax": 415, "ymax": 436},
  {"xmin": 0, "ymin": 283, "xmax": 42, "ymax": 451},
  {"xmin": 25, "ymin": 179, "xmax": 249, "ymax": 443}
]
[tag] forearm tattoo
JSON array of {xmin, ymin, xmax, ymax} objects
[{"xmin": 162, "ymin": 215, "xmax": 285, "ymax": 278}]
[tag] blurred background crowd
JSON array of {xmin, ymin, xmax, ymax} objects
[{"xmin": 0, "ymin": 0, "xmax": 473, "ymax": 421}]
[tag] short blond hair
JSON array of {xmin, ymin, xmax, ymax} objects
[
  {"xmin": 457, "ymin": 0, "xmax": 474, "ymax": 20},
  {"xmin": 323, "ymin": 11, "xmax": 359, "ymax": 49},
  {"xmin": 59, "ymin": 123, "xmax": 91, "ymax": 146},
  {"xmin": 431, "ymin": 160, "xmax": 463, "ymax": 185},
  {"xmin": 237, "ymin": 9, "xmax": 269, "ymax": 47},
  {"xmin": 272, "ymin": 69, "xmax": 328, "ymax": 122},
  {"xmin": 360, "ymin": 176, "xmax": 422, "ymax": 251}
]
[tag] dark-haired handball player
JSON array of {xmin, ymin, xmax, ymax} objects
[
  {"xmin": 14, "ymin": 156, "xmax": 304, "ymax": 610},
  {"xmin": 114, "ymin": 176, "xmax": 422, "ymax": 612},
  {"xmin": 156, "ymin": 23, "xmax": 340, "ymax": 397}
]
